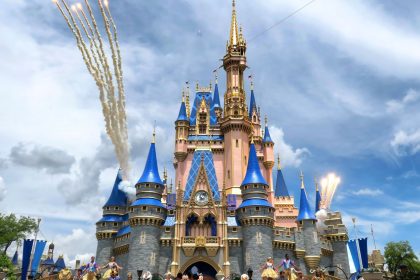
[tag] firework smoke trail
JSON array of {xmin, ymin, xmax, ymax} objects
[
  {"xmin": 54, "ymin": 0, "xmax": 130, "ymax": 180},
  {"xmin": 320, "ymin": 173, "xmax": 340, "ymax": 209}
]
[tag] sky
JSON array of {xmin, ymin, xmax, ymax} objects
[{"xmin": 1, "ymin": 0, "xmax": 419, "ymax": 266}]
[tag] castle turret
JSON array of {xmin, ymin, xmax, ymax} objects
[
  {"xmin": 237, "ymin": 143, "xmax": 274, "ymax": 279},
  {"xmin": 296, "ymin": 172, "xmax": 321, "ymax": 274},
  {"xmin": 175, "ymin": 92, "xmax": 189, "ymax": 162},
  {"xmin": 128, "ymin": 133, "xmax": 167, "ymax": 276},
  {"xmin": 262, "ymin": 117, "xmax": 275, "ymax": 202},
  {"xmin": 96, "ymin": 169, "xmax": 128, "ymax": 266},
  {"xmin": 221, "ymin": 0, "xmax": 252, "ymax": 195},
  {"xmin": 273, "ymin": 155, "xmax": 299, "ymax": 227}
]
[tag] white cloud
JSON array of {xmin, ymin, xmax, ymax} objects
[
  {"xmin": 386, "ymin": 89, "xmax": 420, "ymax": 113},
  {"xmin": 53, "ymin": 228, "xmax": 96, "ymax": 267},
  {"xmin": 391, "ymin": 130, "xmax": 420, "ymax": 156},
  {"xmin": 352, "ymin": 188, "xmax": 384, "ymax": 196},
  {"xmin": 0, "ymin": 176, "xmax": 6, "ymax": 201},
  {"xmin": 268, "ymin": 125, "xmax": 309, "ymax": 167}
]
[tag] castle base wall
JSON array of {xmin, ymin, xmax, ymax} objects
[{"xmin": 96, "ymin": 239, "xmax": 114, "ymax": 267}]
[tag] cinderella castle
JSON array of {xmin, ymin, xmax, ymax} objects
[{"xmin": 95, "ymin": 2, "xmax": 350, "ymax": 279}]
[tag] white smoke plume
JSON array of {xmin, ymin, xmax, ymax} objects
[
  {"xmin": 118, "ymin": 180, "xmax": 136, "ymax": 201},
  {"xmin": 54, "ymin": 0, "xmax": 130, "ymax": 180}
]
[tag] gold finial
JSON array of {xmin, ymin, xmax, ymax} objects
[
  {"xmin": 152, "ymin": 121, "xmax": 156, "ymax": 143},
  {"xmin": 182, "ymin": 89, "xmax": 185, "ymax": 102},
  {"xmin": 214, "ymin": 70, "xmax": 218, "ymax": 84},
  {"xmin": 196, "ymin": 81, "xmax": 199, "ymax": 91},
  {"xmin": 300, "ymin": 170, "xmax": 305, "ymax": 189},
  {"xmin": 265, "ymin": 115, "xmax": 268, "ymax": 127},
  {"xmin": 277, "ymin": 153, "xmax": 281, "ymax": 170},
  {"xmin": 209, "ymin": 81, "xmax": 212, "ymax": 90},
  {"xmin": 315, "ymin": 177, "xmax": 319, "ymax": 191}
]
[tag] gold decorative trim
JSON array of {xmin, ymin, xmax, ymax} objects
[
  {"xmin": 304, "ymin": 255, "xmax": 321, "ymax": 270},
  {"xmin": 113, "ymin": 244, "xmax": 129, "ymax": 256}
]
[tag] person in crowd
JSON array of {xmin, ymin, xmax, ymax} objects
[
  {"xmin": 175, "ymin": 272, "xmax": 183, "ymax": 280},
  {"xmin": 261, "ymin": 257, "xmax": 278, "ymax": 280},
  {"xmin": 84, "ymin": 256, "xmax": 99, "ymax": 280},
  {"xmin": 127, "ymin": 272, "xmax": 133, "ymax": 280},
  {"xmin": 240, "ymin": 274, "xmax": 249, "ymax": 280}
]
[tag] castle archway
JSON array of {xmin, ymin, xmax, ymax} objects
[{"xmin": 180, "ymin": 257, "xmax": 221, "ymax": 280}]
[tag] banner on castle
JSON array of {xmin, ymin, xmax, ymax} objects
[
  {"xmin": 358, "ymin": 237, "xmax": 369, "ymax": 269},
  {"xmin": 227, "ymin": 194, "xmax": 236, "ymax": 210},
  {"xmin": 167, "ymin": 194, "xmax": 176, "ymax": 209},
  {"xmin": 21, "ymin": 239, "xmax": 34, "ymax": 280},
  {"xmin": 30, "ymin": 240, "xmax": 47, "ymax": 276}
]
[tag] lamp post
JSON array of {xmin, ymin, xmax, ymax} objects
[
  {"xmin": 247, "ymin": 268, "xmax": 253, "ymax": 280},
  {"xmin": 137, "ymin": 270, "xmax": 143, "ymax": 280}
]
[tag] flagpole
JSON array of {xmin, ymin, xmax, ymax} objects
[
  {"xmin": 27, "ymin": 218, "xmax": 41, "ymax": 280},
  {"xmin": 352, "ymin": 218, "xmax": 363, "ymax": 271}
]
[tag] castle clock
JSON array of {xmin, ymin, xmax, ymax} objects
[{"xmin": 194, "ymin": 190, "xmax": 209, "ymax": 205}]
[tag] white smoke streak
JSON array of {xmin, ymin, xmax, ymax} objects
[
  {"xmin": 118, "ymin": 180, "xmax": 136, "ymax": 200},
  {"xmin": 55, "ymin": 0, "xmax": 130, "ymax": 180}
]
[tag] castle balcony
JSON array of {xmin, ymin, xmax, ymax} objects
[{"xmin": 181, "ymin": 236, "xmax": 220, "ymax": 257}]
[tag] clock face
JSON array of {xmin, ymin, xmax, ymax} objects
[{"xmin": 194, "ymin": 191, "xmax": 209, "ymax": 205}]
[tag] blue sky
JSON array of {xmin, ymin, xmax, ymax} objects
[{"xmin": 0, "ymin": 0, "xmax": 419, "ymax": 265}]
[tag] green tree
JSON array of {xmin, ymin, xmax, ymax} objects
[
  {"xmin": 0, "ymin": 252, "xmax": 17, "ymax": 280},
  {"xmin": 384, "ymin": 241, "xmax": 419, "ymax": 274},
  {"xmin": 0, "ymin": 213, "xmax": 37, "ymax": 254}
]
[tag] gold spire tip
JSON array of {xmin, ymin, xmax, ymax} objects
[
  {"xmin": 277, "ymin": 153, "xmax": 281, "ymax": 170},
  {"xmin": 265, "ymin": 115, "xmax": 268, "ymax": 127}
]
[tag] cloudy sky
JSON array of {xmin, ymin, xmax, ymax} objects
[{"xmin": 1, "ymin": 0, "xmax": 419, "ymax": 265}]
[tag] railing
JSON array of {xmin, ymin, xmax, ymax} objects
[{"xmin": 182, "ymin": 236, "xmax": 220, "ymax": 246}]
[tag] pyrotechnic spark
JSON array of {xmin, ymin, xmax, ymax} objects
[
  {"xmin": 320, "ymin": 173, "xmax": 341, "ymax": 210},
  {"xmin": 54, "ymin": 0, "xmax": 130, "ymax": 180}
]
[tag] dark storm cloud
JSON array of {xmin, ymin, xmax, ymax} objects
[{"xmin": 9, "ymin": 143, "xmax": 76, "ymax": 174}]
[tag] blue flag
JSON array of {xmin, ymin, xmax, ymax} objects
[{"xmin": 21, "ymin": 239, "xmax": 34, "ymax": 280}]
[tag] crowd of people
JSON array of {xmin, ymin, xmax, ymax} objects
[{"xmin": 63, "ymin": 255, "xmax": 327, "ymax": 280}]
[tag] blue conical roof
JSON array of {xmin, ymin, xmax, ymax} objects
[
  {"xmin": 213, "ymin": 83, "xmax": 221, "ymax": 108},
  {"xmin": 315, "ymin": 187, "xmax": 322, "ymax": 212},
  {"xmin": 104, "ymin": 169, "xmax": 127, "ymax": 207},
  {"xmin": 297, "ymin": 183, "xmax": 316, "ymax": 221},
  {"xmin": 138, "ymin": 142, "xmax": 163, "ymax": 185},
  {"xmin": 249, "ymin": 90, "xmax": 257, "ymax": 118},
  {"xmin": 241, "ymin": 143, "xmax": 268, "ymax": 186},
  {"xmin": 54, "ymin": 256, "xmax": 66, "ymax": 272},
  {"xmin": 274, "ymin": 168, "xmax": 289, "ymax": 197},
  {"xmin": 176, "ymin": 101, "xmax": 188, "ymax": 122},
  {"xmin": 263, "ymin": 125, "xmax": 273, "ymax": 143}
]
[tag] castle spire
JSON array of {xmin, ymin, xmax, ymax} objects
[
  {"xmin": 263, "ymin": 116, "xmax": 274, "ymax": 143},
  {"xmin": 274, "ymin": 153, "xmax": 290, "ymax": 197},
  {"xmin": 315, "ymin": 178, "xmax": 321, "ymax": 212},
  {"xmin": 297, "ymin": 171, "xmax": 316, "ymax": 221},
  {"xmin": 103, "ymin": 169, "xmax": 128, "ymax": 207},
  {"xmin": 137, "ymin": 131, "xmax": 163, "ymax": 185},
  {"xmin": 241, "ymin": 143, "xmax": 268, "ymax": 186},
  {"xmin": 176, "ymin": 90, "xmax": 189, "ymax": 122},
  {"xmin": 229, "ymin": 0, "xmax": 239, "ymax": 49}
]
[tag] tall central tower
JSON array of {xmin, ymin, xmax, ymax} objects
[
  {"xmin": 221, "ymin": 0, "xmax": 252, "ymax": 195},
  {"xmin": 223, "ymin": 0, "xmax": 247, "ymax": 118}
]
